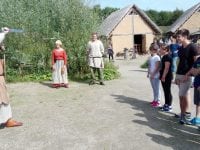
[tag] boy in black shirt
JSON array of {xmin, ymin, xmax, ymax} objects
[{"xmin": 175, "ymin": 29, "xmax": 198, "ymax": 124}]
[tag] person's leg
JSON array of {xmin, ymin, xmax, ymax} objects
[
  {"xmin": 97, "ymin": 68, "xmax": 104, "ymax": 85},
  {"xmin": 165, "ymin": 77, "xmax": 173, "ymax": 106},
  {"xmin": 161, "ymin": 78, "xmax": 172, "ymax": 111},
  {"xmin": 196, "ymin": 105, "xmax": 200, "ymax": 118},
  {"xmin": 179, "ymin": 96, "xmax": 185, "ymax": 114},
  {"xmin": 150, "ymin": 79, "xmax": 156, "ymax": 101},
  {"xmin": 161, "ymin": 81, "xmax": 168, "ymax": 105},
  {"xmin": 190, "ymin": 88, "xmax": 200, "ymax": 125},
  {"xmin": 152, "ymin": 78, "xmax": 161, "ymax": 107},
  {"xmin": 194, "ymin": 88, "xmax": 200, "ymax": 118},
  {"xmin": 109, "ymin": 54, "xmax": 111, "ymax": 61},
  {"xmin": 184, "ymin": 90, "xmax": 191, "ymax": 113},
  {"xmin": 154, "ymin": 78, "xmax": 161, "ymax": 102},
  {"xmin": 90, "ymin": 67, "xmax": 96, "ymax": 80},
  {"xmin": 180, "ymin": 94, "xmax": 192, "ymax": 124},
  {"xmin": 89, "ymin": 67, "xmax": 96, "ymax": 85},
  {"xmin": 0, "ymin": 104, "xmax": 22, "ymax": 128}
]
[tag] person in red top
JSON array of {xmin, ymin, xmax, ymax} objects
[{"xmin": 52, "ymin": 40, "xmax": 69, "ymax": 88}]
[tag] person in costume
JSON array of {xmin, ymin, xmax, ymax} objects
[
  {"xmin": 0, "ymin": 27, "xmax": 23, "ymax": 128},
  {"xmin": 51, "ymin": 40, "xmax": 69, "ymax": 88}
]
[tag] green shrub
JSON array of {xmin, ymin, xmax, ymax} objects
[
  {"xmin": 140, "ymin": 60, "xmax": 148, "ymax": 69},
  {"xmin": 103, "ymin": 62, "xmax": 120, "ymax": 80},
  {"xmin": 6, "ymin": 70, "xmax": 52, "ymax": 83},
  {"xmin": 0, "ymin": 0, "xmax": 100, "ymax": 80},
  {"xmin": 69, "ymin": 61, "xmax": 120, "ymax": 82}
]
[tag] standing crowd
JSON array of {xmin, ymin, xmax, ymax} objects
[
  {"xmin": 147, "ymin": 28, "xmax": 200, "ymax": 131},
  {"xmin": 1, "ymin": 26, "xmax": 200, "ymax": 134}
]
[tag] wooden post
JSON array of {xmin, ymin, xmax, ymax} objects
[{"xmin": 3, "ymin": 53, "xmax": 6, "ymax": 79}]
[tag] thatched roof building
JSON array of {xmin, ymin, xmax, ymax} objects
[
  {"xmin": 168, "ymin": 2, "xmax": 200, "ymax": 33},
  {"xmin": 100, "ymin": 4, "xmax": 162, "ymax": 55}
]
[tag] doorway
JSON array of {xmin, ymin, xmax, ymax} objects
[{"xmin": 134, "ymin": 34, "xmax": 143, "ymax": 54}]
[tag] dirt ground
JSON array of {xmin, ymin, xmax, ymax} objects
[{"xmin": 0, "ymin": 56, "xmax": 200, "ymax": 150}]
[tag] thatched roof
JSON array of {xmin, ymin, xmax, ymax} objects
[
  {"xmin": 191, "ymin": 30, "xmax": 200, "ymax": 36},
  {"xmin": 100, "ymin": 4, "xmax": 162, "ymax": 37},
  {"xmin": 168, "ymin": 2, "xmax": 200, "ymax": 33}
]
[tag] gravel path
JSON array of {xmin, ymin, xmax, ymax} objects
[{"xmin": 0, "ymin": 56, "xmax": 200, "ymax": 150}]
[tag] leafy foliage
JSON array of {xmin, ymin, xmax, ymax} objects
[
  {"xmin": 93, "ymin": 5, "xmax": 119, "ymax": 21},
  {"xmin": 0, "ymin": 0, "xmax": 107, "ymax": 82},
  {"xmin": 140, "ymin": 60, "xmax": 148, "ymax": 69},
  {"xmin": 103, "ymin": 61, "xmax": 120, "ymax": 80},
  {"xmin": 145, "ymin": 9, "xmax": 183, "ymax": 26}
]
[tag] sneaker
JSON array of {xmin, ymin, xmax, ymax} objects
[
  {"xmin": 179, "ymin": 113, "xmax": 192, "ymax": 125},
  {"xmin": 160, "ymin": 104, "xmax": 168, "ymax": 110},
  {"xmin": 179, "ymin": 114, "xmax": 185, "ymax": 124},
  {"xmin": 174, "ymin": 113, "xmax": 181, "ymax": 119},
  {"xmin": 150, "ymin": 100, "xmax": 156, "ymax": 105},
  {"xmin": 190, "ymin": 117, "xmax": 200, "ymax": 126},
  {"xmin": 152, "ymin": 101, "xmax": 161, "ymax": 107},
  {"xmin": 162, "ymin": 105, "xmax": 172, "ymax": 112}
]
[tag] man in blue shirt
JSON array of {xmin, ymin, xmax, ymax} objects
[{"xmin": 169, "ymin": 35, "xmax": 180, "ymax": 74}]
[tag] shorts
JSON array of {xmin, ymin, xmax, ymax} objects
[
  {"xmin": 175, "ymin": 74, "xmax": 193, "ymax": 96},
  {"xmin": 194, "ymin": 88, "xmax": 200, "ymax": 105}
]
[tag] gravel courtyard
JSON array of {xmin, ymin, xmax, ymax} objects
[{"xmin": 0, "ymin": 56, "xmax": 200, "ymax": 150}]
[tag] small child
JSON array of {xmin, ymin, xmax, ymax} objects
[
  {"xmin": 147, "ymin": 44, "xmax": 161, "ymax": 107},
  {"xmin": 159, "ymin": 44, "xmax": 173, "ymax": 112},
  {"xmin": 107, "ymin": 45, "xmax": 114, "ymax": 61}
]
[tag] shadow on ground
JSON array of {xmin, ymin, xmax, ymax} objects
[
  {"xmin": 39, "ymin": 81, "xmax": 53, "ymax": 88},
  {"xmin": 129, "ymin": 69, "xmax": 148, "ymax": 73},
  {"xmin": 112, "ymin": 94, "xmax": 200, "ymax": 150}
]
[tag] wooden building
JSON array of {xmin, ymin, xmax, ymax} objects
[
  {"xmin": 100, "ymin": 4, "xmax": 162, "ymax": 55},
  {"xmin": 168, "ymin": 2, "xmax": 200, "ymax": 34}
]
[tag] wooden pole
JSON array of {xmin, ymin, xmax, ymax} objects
[{"xmin": 3, "ymin": 52, "xmax": 6, "ymax": 79}]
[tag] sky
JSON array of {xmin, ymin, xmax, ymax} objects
[{"xmin": 86, "ymin": 0, "xmax": 200, "ymax": 11}]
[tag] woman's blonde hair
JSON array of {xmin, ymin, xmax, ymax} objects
[{"xmin": 55, "ymin": 40, "xmax": 62, "ymax": 46}]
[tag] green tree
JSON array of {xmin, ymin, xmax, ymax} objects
[
  {"xmin": 0, "ymin": 0, "xmax": 100, "ymax": 80},
  {"xmin": 145, "ymin": 9, "xmax": 183, "ymax": 26},
  {"xmin": 93, "ymin": 5, "xmax": 119, "ymax": 21}
]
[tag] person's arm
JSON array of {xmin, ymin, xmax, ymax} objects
[
  {"xmin": 190, "ymin": 68, "xmax": 200, "ymax": 76},
  {"xmin": 151, "ymin": 61, "xmax": 160, "ymax": 79},
  {"xmin": 51, "ymin": 50, "xmax": 55, "ymax": 71},
  {"xmin": 63, "ymin": 50, "xmax": 67, "ymax": 65},
  {"xmin": 147, "ymin": 59, "xmax": 150, "ymax": 78},
  {"xmin": 161, "ymin": 61, "xmax": 170, "ymax": 82},
  {"xmin": 183, "ymin": 45, "xmax": 198, "ymax": 81}
]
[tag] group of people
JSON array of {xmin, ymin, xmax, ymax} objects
[
  {"xmin": 2, "ymin": 26, "xmax": 200, "ymax": 133},
  {"xmin": 148, "ymin": 28, "xmax": 200, "ymax": 130},
  {"xmin": 51, "ymin": 32, "xmax": 107, "ymax": 88},
  {"xmin": 0, "ymin": 29, "xmax": 108, "ymax": 128}
]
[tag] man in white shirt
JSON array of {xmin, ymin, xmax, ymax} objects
[{"xmin": 87, "ymin": 32, "xmax": 105, "ymax": 85}]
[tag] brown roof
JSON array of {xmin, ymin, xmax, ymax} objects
[{"xmin": 99, "ymin": 4, "xmax": 162, "ymax": 37}]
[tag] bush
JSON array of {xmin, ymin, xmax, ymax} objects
[
  {"xmin": 103, "ymin": 62, "xmax": 120, "ymax": 80},
  {"xmin": 140, "ymin": 60, "xmax": 148, "ymax": 69},
  {"xmin": 0, "ymin": 0, "xmax": 100, "ymax": 81},
  {"xmin": 69, "ymin": 61, "xmax": 120, "ymax": 82}
]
